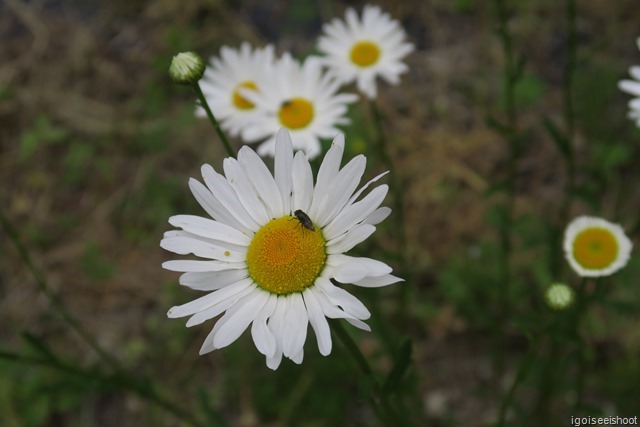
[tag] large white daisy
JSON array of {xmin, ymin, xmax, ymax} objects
[
  {"xmin": 161, "ymin": 129, "xmax": 401, "ymax": 370},
  {"xmin": 198, "ymin": 43, "xmax": 275, "ymax": 137},
  {"xmin": 239, "ymin": 54, "xmax": 357, "ymax": 160},
  {"xmin": 317, "ymin": 5, "xmax": 414, "ymax": 99},
  {"xmin": 563, "ymin": 216, "xmax": 633, "ymax": 277}
]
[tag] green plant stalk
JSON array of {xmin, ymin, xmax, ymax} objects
[
  {"xmin": 0, "ymin": 209, "xmax": 206, "ymax": 427},
  {"xmin": 572, "ymin": 277, "xmax": 594, "ymax": 412},
  {"xmin": 192, "ymin": 82, "xmax": 235, "ymax": 158},
  {"xmin": 533, "ymin": 278, "xmax": 587, "ymax": 421},
  {"xmin": 0, "ymin": 350, "xmax": 207, "ymax": 427},
  {"xmin": 368, "ymin": 99, "xmax": 409, "ymax": 330},
  {"xmin": 331, "ymin": 320, "xmax": 396, "ymax": 427},
  {"xmin": 493, "ymin": 0, "xmax": 520, "ymax": 382},
  {"xmin": 558, "ymin": 0, "xmax": 578, "ymax": 240},
  {"xmin": 0, "ymin": 209, "xmax": 121, "ymax": 371},
  {"xmin": 497, "ymin": 334, "xmax": 540, "ymax": 427}
]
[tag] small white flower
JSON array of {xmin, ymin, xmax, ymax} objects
[
  {"xmin": 239, "ymin": 54, "xmax": 357, "ymax": 160},
  {"xmin": 317, "ymin": 5, "xmax": 414, "ymax": 99},
  {"xmin": 161, "ymin": 129, "xmax": 401, "ymax": 369},
  {"xmin": 563, "ymin": 216, "xmax": 633, "ymax": 277},
  {"xmin": 198, "ymin": 43, "xmax": 276, "ymax": 137},
  {"xmin": 618, "ymin": 37, "xmax": 640, "ymax": 127}
]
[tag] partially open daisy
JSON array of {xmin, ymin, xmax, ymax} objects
[
  {"xmin": 317, "ymin": 5, "xmax": 414, "ymax": 99},
  {"xmin": 161, "ymin": 129, "xmax": 401, "ymax": 369},
  {"xmin": 239, "ymin": 54, "xmax": 357, "ymax": 159},
  {"xmin": 198, "ymin": 43, "xmax": 275, "ymax": 137},
  {"xmin": 563, "ymin": 216, "xmax": 633, "ymax": 277},
  {"xmin": 618, "ymin": 37, "xmax": 640, "ymax": 127}
]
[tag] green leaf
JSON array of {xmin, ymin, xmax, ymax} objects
[
  {"xmin": 382, "ymin": 338, "xmax": 413, "ymax": 394},
  {"xmin": 20, "ymin": 332, "xmax": 59, "ymax": 362},
  {"xmin": 543, "ymin": 117, "xmax": 572, "ymax": 160}
]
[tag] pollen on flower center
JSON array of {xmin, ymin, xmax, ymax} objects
[
  {"xmin": 278, "ymin": 98, "xmax": 314, "ymax": 129},
  {"xmin": 246, "ymin": 216, "xmax": 326, "ymax": 295},
  {"xmin": 350, "ymin": 41, "xmax": 381, "ymax": 67},
  {"xmin": 232, "ymin": 81, "xmax": 258, "ymax": 110},
  {"xmin": 572, "ymin": 227, "xmax": 619, "ymax": 269}
]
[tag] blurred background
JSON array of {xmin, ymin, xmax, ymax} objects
[{"xmin": 1, "ymin": 0, "xmax": 640, "ymax": 426}]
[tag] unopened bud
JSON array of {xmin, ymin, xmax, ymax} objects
[
  {"xmin": 544, "ymin": 283, "xmax": 575, "ymax": 311},
  {"xmin": 169, "ymin": 52, "xmax": 205, "ymax": 85}
]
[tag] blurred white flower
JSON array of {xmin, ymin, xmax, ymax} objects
[
  {"xmin": 618, "ymin": 37, "xmax": 640, "ymax": 127},
  {"xmin": 198, "ymin": 43, "xmax": 275, "ymax": 137},
  {"xmin": 563, "ymin": 216, "xmax": 632, "ymax": 277},
  {"xmin": 161, "ymin": 129, "xmax": 401, "ymax": 369},
  {"xmin": 317, "ymin": 5, "xmax": 414, "ymax": 99},
  {"xmin": 239, "ymin": 54, "xmax": 357, "ymax": 159}
]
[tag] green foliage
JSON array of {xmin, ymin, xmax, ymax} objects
[
  {"xmin": 19, "ymin": 115, "xmax": 69, "ymax": 161},
  {"xmin": 80, "ymin": 240, "xmax": 117, "ymax": 281}
]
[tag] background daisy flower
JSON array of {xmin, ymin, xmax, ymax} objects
[
  {"xmin": 618, "ymin": 37, "xmax": 640, "ymax": 127},
  {"xmin": 198, "ymin": 43, "xmax": 275, "ymax": 137},
  {"xmin": 239, "ymin": 54, "xmax": 357, "ymax": 159},
  {"xmin": 161, "ymin": 129, "xmax": 401, "ymax": 369},
  {"xmin": 563, "ymin": 216, "xmax": 633, "ymax": 277},
  {"xmin": 317, "ymin": 4, "xmax": 414, "ymax": 99}
]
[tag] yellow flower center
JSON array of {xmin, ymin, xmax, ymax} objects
[
  {"xmin": 246, "ymin": 216, "xmax": 326, "ymax": 295},
  {"xmin": 572, "ymin": 227, "xmax": 619, "ymax": 270},
  {"xmin": 232, "ymin": 81, "xmax": 258, "ymax": 110},
  {"xmin": 278, "ymin": 98, "xmax": 314, "ymax": 129},
  {"xmin": 350, "ymin": 41, "xmax": 381, "ymax": 67}
]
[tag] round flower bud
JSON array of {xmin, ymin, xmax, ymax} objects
[
  {"xmin": 544, "ymin": 283, "xmax": 575, "ymax": 311},
  {"xmin": 169, "ymin": 52, "xmax": 205, "ymax": 85}
]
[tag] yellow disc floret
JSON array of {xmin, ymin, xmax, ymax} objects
[
  {"xmin": 278, "ymin": 98, "xmax": 314, "ymax": 129},
  {"xmin": 247, "ymin": 216, "xmax": 326, "ymax": 295},
  {"xmin": 350, "ymin": 41, "xmax": 381, "ymax": 67},
  {"xmin": 572, "ymin": 227, "xmax": 619, "ymax": 270},
  {"xmin": 232, "ymin": 81, "xmax": 258, "ymax": 110}
]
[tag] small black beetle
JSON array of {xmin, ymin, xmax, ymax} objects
[{"xmin": 293, "ymin": 209, "xmax": 315, "ymax": 232}]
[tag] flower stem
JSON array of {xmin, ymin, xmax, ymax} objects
[
  {"xmin": 0, "ymin": 208, "xmax": 121, "ymax": 371},
  {"xmin": 192, "ymin": 82, "xmax": 236, "ymax": 158},
  {"xmin": 331, "ymin": 320, "xmax": 395, "ymax": 427},
  {"xmin": 493, "ymin": 0, "xmax": 520, "ymax": 381},
  {"xmin": 368, "ymin": 99, "xmax": 409, "ymax": 329},
  {"xmin": 0, "ymin": 209, "xmax": 206, "ymax": 427}
]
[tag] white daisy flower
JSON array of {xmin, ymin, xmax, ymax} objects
[
  {"xmin": 161, "ymin": 129, "xmax": 401, "ymax": 370},
  {"xmin": 239, "ymin": 54, "xmax": 357, "ymax": 160},
  {"xmin": 563, "ymin": 216, "xmax": 633, "ymax": 277},
  {"xmin": 317, "ymin": 5, "xmax": 414, "ymax": 99},
  {"xmin": 198, "ymin": 43, "xmax": 275, "ymax": 137},
  {"xmin": 618, "ymin": 37, "xmax": 640, "ymax": 127}
]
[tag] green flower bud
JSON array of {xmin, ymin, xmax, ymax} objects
[
  {"xmin": 169, "ymin": 52, "xmax": 205, "ymax": 85},
  {"xmin": 544, "ymin": 283, "xmax": 575, "ymax": 311}
]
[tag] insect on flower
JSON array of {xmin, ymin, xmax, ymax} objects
[{"xmin": 293, "ymin": 209, "xmax": 315, "ymax": 232}]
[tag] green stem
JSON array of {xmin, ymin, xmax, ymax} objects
[
  {"xmin": 497, "ymin": 336, "xmax": 539, "ymax": 427},
  {"xmin": 331, "ymin": 320, "xmax": 395, "ymax": 427},
  {"xmin": 494, "ymin": 0, "xmax": 520, "ymax": 382},
  {"xmin": 0, "ymin": 350, "xmax": 206, "ymax": 427},
  {"xmin": 192, "ymin": 82, "xmax": 235, "ymax": 158},
  {"xmin": 558, "ymin": 0, "xmax": 577, "ymax": 233},
  {"xmin": 572, "ymin": 277, "xmax": 592, "ymax": 412},
  {"xmin": 0, "ymin": 209, "xmax": 121, "ymax": 371},
  {"xmin": 368, "ymin": 99, "xmax": 409, "ymax": 333},
  {"xmin": 0, "ymin": 210, "xmax": 206, "ymax": 427}
]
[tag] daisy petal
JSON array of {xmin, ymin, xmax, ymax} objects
[
  {"xmin": 169, "ymin": 215, "xmax": 252, "ymax": 246},
  {"xmin": 303, "ymin": 288, "xmax": 332, "ymax": 355},
  {"xmin": 213, "ymin": 288, "xmax": 270, "ymax": 349},
  {"xmin": 353, "ymin": 274, "xmax": 404, "ymax": 288}
]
